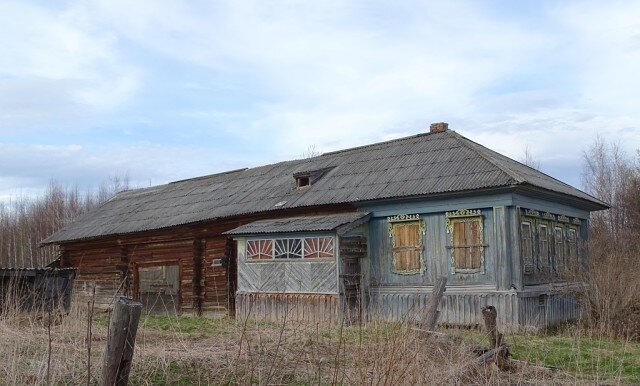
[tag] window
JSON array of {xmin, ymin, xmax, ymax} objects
[
  {"xmin": 446, "ymin": 209, "xmax": 484, "ymax": 273},
  {"xmin": 246, "ymin": 236, "xmax": 334, "ymax": 260},
  {"xmin": 293, "ymin": 172, "xmax": 312, "ymax": 189},
  {"xmin": 553, "ymin": 226, "xmax": 564, "ymax": 271},
  {"xmin": 566, "ymin": 228, "xmax": 578, "ymax": 263},
  {"xmin": 521, "ymin": 221, "xmax": 534, "ymax": 274},
  {"xmin": 246, "ymin": 239, "xmax": 273, "ymax": 260},
  {"xmin": 388, "ymin": 214, "xmax": 425, "ymax": 275},
  {"xmin": 538, "ymin": 223, "xmax": 550, "ymax": 270},
  {"xmin": 296, "ymin": 176, "xmax": 310, "ymax": 188},
  {"xmin": 304, "ymin": 237, "xmax": 335, "ymax": 258},
  {"xmin": 275, "ymin": 239, "xmax": 302, "ymax": 259}
]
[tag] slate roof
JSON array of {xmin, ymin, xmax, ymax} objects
[
  {"xmin": 224, "ymin": 212, "xmax": 370, "ymax": 236},
  {"xmin": 42, "ymin": 129, "xmax": 607, "ymax": 244}
]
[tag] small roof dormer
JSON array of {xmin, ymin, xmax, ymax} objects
[{"xmin": 293, "ymin": 166, "xmax": 334, "ymax": 189}]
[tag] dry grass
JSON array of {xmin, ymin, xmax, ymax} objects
[{"xmin": 1, "ymin": 297, "xmax": 639, "ymax": 385}]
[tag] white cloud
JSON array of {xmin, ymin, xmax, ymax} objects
[
  {"xmin": 2, "ymin": 0, "xmax": 640, "ymax": 200},
  {"xmin": 0, "ymin": 1, "xmax": 139, "ymax": 131}
]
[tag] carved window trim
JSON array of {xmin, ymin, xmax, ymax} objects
[
  {"xmin": 521, "ymin": 220, "xmax": 535, "ymax": 274},
  {"xmin": 519, "ymin": 208, "xmax": 584, "ymax": 276},
  {"xmin": 446, "ymin": 209, "xmax": 485, "ymax": 274},
  {"xmin": 552, "ymin": 226, "xmax": 564, "ymax": 272},
  {"xmin": 387, "ymin": 214, "xmax": 426, "ymax": 275}
]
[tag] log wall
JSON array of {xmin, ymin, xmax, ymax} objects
[{"xmin": 58, "ymin": 204, "xmax": 355, "ymax": 316}]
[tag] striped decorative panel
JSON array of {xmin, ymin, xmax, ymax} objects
[{"xmin": 236, "ymin": 292, "xmax": 339, "ymax": 323}]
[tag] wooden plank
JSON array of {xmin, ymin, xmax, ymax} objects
[{"xmin": 101, "ymin": 296, "xmax": 142, "ymax": 386}]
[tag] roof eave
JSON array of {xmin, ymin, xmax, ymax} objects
[{"xmin": 514, "ymin": 184, "xmax": 610, "ymax": 211}]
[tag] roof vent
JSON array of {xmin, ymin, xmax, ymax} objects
[
  {"xmin": 293, "ymin": 166, "xmax": 335, "ymax": 189},
  {"xmin": 429, "ymin": 122, "xmax": 448, "ymax": 133}
]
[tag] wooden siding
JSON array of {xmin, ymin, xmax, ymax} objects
[
  {"xmin": 368, "ymin": 209, "xmax": 497, "ymax": 287},
  {"xmin": 369, "ymin": 287, "xmax": 519, "ymax": 330},
  {"xmin": 236, "ymin": 292, "xmax": 339, "ymax": 323},
  {"xmin": 519, "ymin": 292, "xmax": 582, "ymax": 329},
  {"xmin": 236, "ymin": 237, "xmax": 339, "ymax": 294}
]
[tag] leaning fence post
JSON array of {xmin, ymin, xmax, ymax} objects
[
  {"xmin": 420, "ymin": 276, "xmax": 447, "ymax": 330},
  {"xmin": 101, "ymin": 296, "xmax": 142, "ymax": 386}
]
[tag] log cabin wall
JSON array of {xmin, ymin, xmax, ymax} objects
[{"xmin": 58, "ymin": 204, "xmax": 355, "ymax": 316}]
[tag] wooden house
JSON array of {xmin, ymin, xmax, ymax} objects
[{"xmin": 42, "ymin": 123, "xmax": 607, "ymax": 329}]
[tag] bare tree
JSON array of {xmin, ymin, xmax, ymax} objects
[
  {"xmin": 0, "ymin": 175, "xmax": 131, "ymax": 268},
  {"xmin": 301, "ymin": 144, "xmax": 321, "ymax": 159},
  {"xmin": 579, "ymin": 137, "xmax": 640, "ymax": 339},
  {"xmin": 519, "ymin": 145, "xmax": 541, "ymax": 170}
]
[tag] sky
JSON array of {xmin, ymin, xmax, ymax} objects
[{"xmin": 2, "ymin": 0, "xmax": 640, "ymax": 201}]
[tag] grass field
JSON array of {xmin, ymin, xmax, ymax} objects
[{"xmin": 2, "ymin": 310, "xmax": 640, "ymax": 385}]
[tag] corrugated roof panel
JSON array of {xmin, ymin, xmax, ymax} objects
[{"xmin": 42, "ymin": 130, "xmax": 606, "ymax": 244}]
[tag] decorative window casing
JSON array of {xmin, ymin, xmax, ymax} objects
[
  {"xmin": 538, "ymin": 223, "xmax": 550, "ymax": 269},
  {"xmin": 446, "ymin": 209, "xmax": 485, "ymax": 274},
  {"xmin": 520, "ymin": 208, "xmax": 584, "ymax": 276},
  {"xmin": 553, "ymin": 226, "xmax": 564, "ymax": 271},
  {"xmin": 387, "ymin": 214, "xmax": 426, "ymax": 275},
  {"xmin": 566, "ymin": 228, "xmax": 578, "ymax": 263},
  {"xmin": 521, "ymin": 221, "xmax": 534, "ymax": 274},
  {"xmin": 246, "ymin": 236, "xmax": 335, "ymax": 260}
]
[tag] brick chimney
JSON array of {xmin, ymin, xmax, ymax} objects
[{"xmin": 429, "ymin": 122, "xmax": 448, "ymax": 133}]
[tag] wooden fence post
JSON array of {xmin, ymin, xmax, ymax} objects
[
  {"xmin": 481, "ymin": 305, "xmax": 510, "ymax": 370},
  {"xmin": 101, "ymin": 296, "xmax": 142, "ymax": 386},
  {"xmin": 420, "ymin": 276, "xmax": 447, "ymax": 330}
]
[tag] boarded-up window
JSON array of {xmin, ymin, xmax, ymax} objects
[
  {"xmin": 303, "ymin": 237, "xmax": 335, "ymax": 258},
  {"xmin": 388, "ymin": 218, "xmax": 425, "ymax": 275},
  {"xmin": 538, "ymin": 223, "xmax": 550, "ymax": 269},
  {"xmin": 521, "ymin": 221, "xmax": 534, "ymax": 274},
  {"xmin": 247, "ymin": 240, "xmax": 273, "ymax": 260},
  {"xmin": 138, "ymin": 265, "xmax": 179, "ymax": 315},
  {"xmin": 451, "ymin": 220, "xmax": 483, "ymax": 271},
  {"xmin": 446, "ymin": 210, "xmax": 484, "ymax": 274}
]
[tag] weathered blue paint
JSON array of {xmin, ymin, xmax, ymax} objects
[{"xmin": 356, "ymin": 191, "xmax": 593, "ymax": 330}]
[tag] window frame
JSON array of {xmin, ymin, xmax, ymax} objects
[
  {"xmin": 245, "ymin": 235, "xmax": 336, "ymax": 261},
  {"xmin": 387, "ymin": 214, "xmax": 426, "ymax": 275},
  {"xmin": 538, "ymin": 221, "xmax": 551, "ymax": 270},
  {"xmin": 446, "ymin": 209, "xmax": 485, "ymax": 274},
  {"xmin": 552, "ymin": 226, "xmax": 564, "ymax": 272},
  {"xmin": 521, "ymin": 220, "xmax": 535, "ymax": 274},
  {"xmin": 520, "ymin": 209, "xmax": 584, "ymax": 276}
]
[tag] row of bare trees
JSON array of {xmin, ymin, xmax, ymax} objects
[
  {"xmin": 580, "ymin": 138, "xmax": 640, "ymax": 338},
  {"xmin": 0, "ymin": 176, "xmax": 129, "ymax": 268}
]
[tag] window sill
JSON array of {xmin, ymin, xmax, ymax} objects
[
  {"xmin": 246, "ymin": 258, "xmax": 335, "ymax": 263},
  {"xmin": 452, "ymin": 268, "xmax": 483, "ymax": 274}
]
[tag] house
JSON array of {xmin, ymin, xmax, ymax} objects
[{"xmin": 42, "ymin": 123, "xmax": 607, "ymax": 329}]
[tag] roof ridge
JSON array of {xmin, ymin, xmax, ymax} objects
[
  {"xmin": 169, "ymin": 168, "xmax": 249, "ymax": 184},
  {"xmin": 320, "ymin": 132, "xmax": 433, "ymax": 157},
  {"xmin": 447, "ymin": 130, "xmax": 525, "ymax": 184}
]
